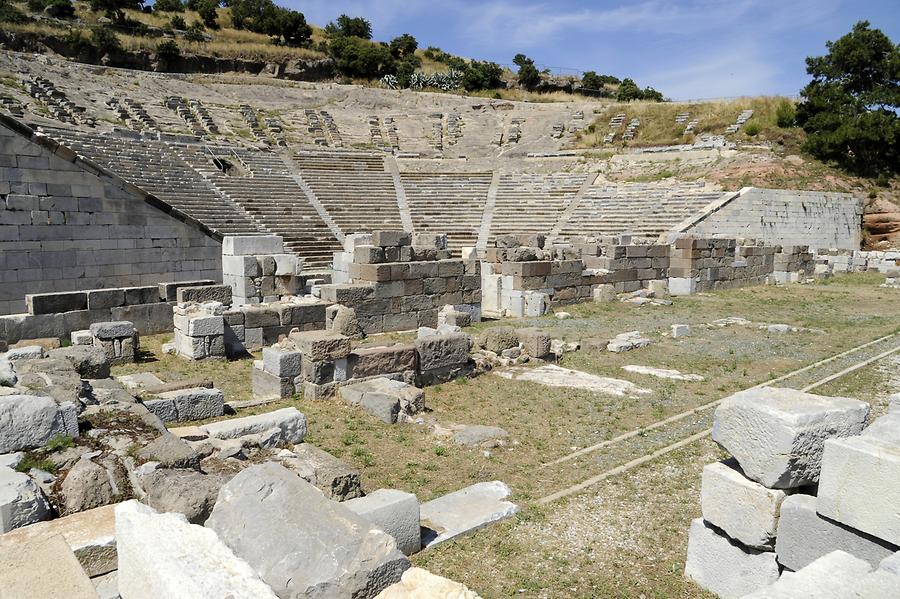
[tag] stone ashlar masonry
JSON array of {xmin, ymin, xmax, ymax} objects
[
  {"xmin": 813, "ymin": 248, "xmax": 900, "ymax": 274},
  {"xmin": 0, "ymin": 117, "xmax": 221, "ymax": 317},
  {"xmin": 321, "ymin": 231, "xmax": 481, "ymax": 335},
  {"xmin": 684, "ymin": 387, "xmax": 900, "ymax": 598},
  {"xmin": 221, "ymin": 235, "xmax": 306, "ymax": 307},
  {"xmin": 682, "ymin": 187, "xmax": 864, "ymax": 251},
  {"xmin": 252, "ymin": 328, "xmax": 473, "ymax": 401},
  {"xmin": 0, "ymin": 280, "xmax": 217, "ymax": 345}
]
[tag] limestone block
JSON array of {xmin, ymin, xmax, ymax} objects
[
  {"xmin": 86, "ymin": 288, "xmax": 125, "ymax": 310},
  {"xmin": 700, "ymin": 460, "xmax": 789, "ymax": 550},
  {"xmin": 158, "ymin": 280, "xmax": 216, "ymax": 302},
  {"xmin": 861, "ymin": 411, "xmax": 900, "ymax": 445},
  {"xmin": 205, "ymin": 463, "xmax": 409, "ymax": 598},
  {"xmin": 48, "ymin": 345, "xmax": 111, "ymax": 378},
  {"xmin": 0, "ymin": 534, "xmax": 100, "ymax": 599},
  {"xmin": 420, "ymin": 481, "xmax": 519, "ymax": 548},
  {"xmin": 174, "ymin": 313, "xmax": 224, "ymax": 337},
  {"xmin": 349, "ymin": 345, "xmax": 418, "ymax": 379},
  {"xmin": 89, "ymin": 320, "xmax": 134, "ymax": 339},
  {"xmin": 0, "ymin": 466, "xmax": 52, "ymax": 532},
  {"xmin": 222, "ymin": 255, "xmax": 260, "ymax": 277},
  {"xmin": 290, "ymin": 330, "xmax": 352, "ymax": 362},
  {"xmin": 346, "ymin": 489, "xmax": 421, "ymax": 555},
  {"xmin": 592, "ymin": 284, "xmax": 616, "ymax": 302},
  {"xmin": 3, "ymin": 345, "xmax": 44, "ymax": 361},
  {"xmin": 26, "ymin": 291, "xmax": 87, "ymax": 314},
  {"xmin": 478, "ymin": 327, "xmax": 519, "ymax": 354},
  {"xmin": 115, "ymin": 501, "xmax": 278, "ymax": 599},
  {"xmin": 0, "ymin": 503, "xmax": 116, "ymax": 577},
  {"xmin": 152, "ymin": 387, "xmax": 225, "ymax": 422},
  {"xmin": 344, "ymin": 233, "xmax": 373, "ymax": 252},
  {"xmin": 70, "ymin": 329, "xmax": 93, "ymax": 346},
  {"xmin": 741, "ymin": 550, "xmax": 874, "ymax": 599},
  {"xmin": 373, "ymin": 230, "xmax": 412, "ymax": 247},
  {"xmin": 607, "ymin": 331, "xmax": 651, "ymax": 353},
  {"xmin": 355, "ymin": 245, "xmax": 385, "ymax": 264},
  {"xmin": 199, "ymin": 407, "xmax": 307, "ymax": 446},
  {"xmin": 775, "ymin": 494, "xmax": 898, "ymax": 571},
  {"xmin": 141, "ymin": 469, "xmax": 227, "ymax": 525},
  {"xmin": 683, "ymin": 518, "xmax": 779, "ymax": 599},
  {"xmin": 251, "ymin": 366, "xmax": 295, "ymax": 400},
  {"xmin": 668, "ymin": 277, "xmax": 696, "ymax": 296},
  {"xmin": 516, "ymin": 328, "xmax": 551, "ymax": 358},
  {"xmin": 711, "ymin": 387, "xmax": 869, "ymax": 488},
  {"xmin": 671, "ymin": 324, "xmax": 691, "ymax": 338},
  {"xmin": 222, "ymin": 235, "xmax": 283, "ymax": 256},
  {"xmin": 817, "ymin": 435, "xmax": 900, "ymax": 546},
  {"xmin": 340, "ymin": 378, "xmax": 424, "ymax": 420},
  {"xmin": 123, "ymin": 286, "xmax": 160, "ymax": 306},
  {"xmin": 262, "ymin": 345, "xmax": 302, "ymax": 378},
  {"xmin": 415, "ymin": 333, "xmax": 472, "ymax": 371},
  {"xmin": 273, "ymin": 253, "xmax": 302, "ymax": 276},
  {"xmin": 376, "ymin": 568, "xmax": 481, "ymax": 598},
  {"xmin": 176, "ymin": 284, "xmax": 232, "ymax": 306},
  {"xmin": 279, "ymin": 443, "xmax": 363, "ymax": 501},
  {"xmin": 0, "ymin": 394, "xmax": 79, "ymax": 452},
  {"xmin": 880, "ymin": 551, "xmax": 900, "ymax": 575}
]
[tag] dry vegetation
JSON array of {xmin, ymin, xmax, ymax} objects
[{"xmin": 112, "ymin": 273, "xmax": 900, "ymax": 597}]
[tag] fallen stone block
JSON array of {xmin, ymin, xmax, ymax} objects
[
  {"xmin": 775, "ymin": 493, "xmax": 898, "ymax": 571},
  {"xmin": 700, "ymin": 460, "xmax": 789, "ymax": 550},
  {"xmin": 494, "ymin": 364, "xmax": 651, "ymax": 397},
  {"xmin": 0, "ymin": 503, "xmax": 116, "ymax": 577},
  {"xmin": 345, "ymin": 489, "xmax": 421, "ymax": 555},
  {"xmin": 262, "ymin": 345, "xmax": 302, "ymax": 378},
  {"xmin": 49, "ymin": 345, "xmax": 111, "ymax": 379},
  {"xmin": 683, "ymin": 518, "xmax": 779, "ymax": 599},
  {"xmin": 516, "ymin": 328, "xmax": 551, "ymax": 358},
  {"xmin": 4, "ymin": 345, "xmax": 44, "ymax": 361},
  {"xmin": 251, "ymin": 365, "xmax": 295, "ymax": 400},
  {"xmin": 158, "ymin": 280, "xmax": 216, "ymax": 302},
  {"xmin": 415, "ymin": 332, "xmax": 472, "ymax": 371},
  {"xmin": 70, "ymin": 330, "xmax": 93, "ymax": 346},
  {"xmin": 59, "ymin": 455, "xmax": 127, "ymax": 516},
  {"xmin": 420, "ymin": 481, "xmax": 519, "ymax": 548},
  {"xmin": 116, "ymin": 501, "xmax": 277, "ymax": 599},
  {"xmin": 206, "ymin": 463, "xmax": 409, "ymax": 598},
  {"xmin": 880, "ymin": 551, "xmax": 900, "ymax": 575},
  {"xmin": 199, "ymin": 407, "xmax": 307, "ymax": 447},
  {"xmin": 176, "ymin": 284, "xmax": 232, "ymax": 306},
  {"xmin": 141, "ymin": 469, "xmax": 228, "ymax": 524},
  {"xmin": 0, "ymin": 533, "xmax": 100, "ymax": 599},
  {"xmin": 453, "ymin": 425, "xmax": 509, "ymax": 448},
  {"xmin": 137, "ymin": 433, "xmax": 201, "ymax": 469},
  {"xmin": 817, "ymin": 435, "xmax": 900, "ymax": 546},
  {"xmin": 144, "ymin": 387, "xmax": 224, "ymax": 423},
  {"xmin": 340, "ymin": 378, "xmax": 424, "ymax": 423},
  {"xmin": 478, "ymin": 327, "xmax": 519, "ymax": 354},
  {"xmin": 0, "ymin": 358, "xmax": 16, "ymax": 387},
  {"xmin": 0, "ymin": 466, "xmax": 52, "ymax": 532},
  {"xmin": 375, "ymin": 567, "xmax": 481, "ymax": 598},
  {"xmin": 0, "ymin": 394, "xmax": 79, "ymax": 452},
  {"xmin": 671, "ymin": 324, "xmax": 691, "ymax": 338},
  {"xmin": 711, "ymin": 387, "xmax": 869, "ymax": 488},
  {"xmin": 622, "ymin": 365, "xmax": 703, "ymax": 381},
  {"xmin": 741, "ymin": 550, "xmax": 874, "ymax": 599},
  {"xmin": 89, "ymin": 321, "xmax": 134, "ymax": 340},
  {"xmin": 607, "ymin": 331, "xmax": 651, "ymax": 353},
  {"xmin": 279, "ymin": 443, "xmax": 363, "ymax": 501}
]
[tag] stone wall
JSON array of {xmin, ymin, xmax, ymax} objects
[
  {"xmin": 680, "ymin": 188, "xmax": 864, "ymax": 251},
  {"xmin": 0, "ymin": 117, "xmax": 221, "ymax": 316}
]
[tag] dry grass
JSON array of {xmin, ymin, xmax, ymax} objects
[{"xmin": 576, "ymin": 96, "xmax": 800, "ymax": 148}]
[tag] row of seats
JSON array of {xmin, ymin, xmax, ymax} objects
[{"xmin": 401, "ymin": 172, "xmax": 492, "ymax": 249}]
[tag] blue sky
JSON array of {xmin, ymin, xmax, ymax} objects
[{"xmin": 284, "ymin": 0, "xmax": 899, "ymax": 100}]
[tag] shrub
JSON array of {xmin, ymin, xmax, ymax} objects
[
  {"xmin": 45, "ymin": 0, "xmax": 75, "ymax": 17},
  {"xmin": 92, "ymin": 25, "xmax": 121, "ymax": 56},
  {"xmin": 775, "ymin": 100, "xmax": 796, "ymax": 128},
  {"xmin": 324, "ymin": 14, "xmax": 371, "ymax": 39},
  {"xmin": 461, "ymin": 60, "xmax": 503, "ymax": 91},
  {"xmin": 169, "ymin": 13, "xmax": 185, "ymax": 28},
  {"xmin": 329, "ymin": 35, "xmax": 394, "ymax": 79},
  {"xmin": 196, "ymin": 0, "xmax": 217, "ymax": 29},
  {"xmin": 513, "ymin": 53, "xmax": 541, "ymax": 89},
  {"xmin": 156, "ymin": 39, "xmax": 181, "ymax": 69},
  {"xmin": 744, "ymin": 122, "xmax": 761, "ymax": 136},
  {"xmin": 65, "ymin": 28, "xmax": 94, "ymax": 55},
  {"xmin": 89, "ymin": 0, "xmax": 143, "ymax": 22},
  {"xmin": 0, "ymin": 0, "xmax": 29, "ymax": 22},
  {"xmin": 153, "ymin": 0, "xmax": 182, "ymax": 11},
  {"xmin": 184, "ymin": 20, "xmax": 205, "ymax": 41},
  {"xmin": 389, "ymin": 33, "xmax": 417, "ymax": 58}
]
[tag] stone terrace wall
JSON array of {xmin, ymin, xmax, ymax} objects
[
  {"xmin": 682, "ymin": 188, "xmax": 863, "ymax": 251},
  {"xmin": 0, "ymin": 117, "xmax": 221, "ymax": 316}
]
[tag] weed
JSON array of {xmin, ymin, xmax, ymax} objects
[{"xmin": 434, "ymin": 445, "xmax": 448, "ymax": 457}]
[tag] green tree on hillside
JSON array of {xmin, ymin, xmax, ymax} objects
[
  {"xmin": 389, "ymin": 33, "xmax": 418, "ymax": 58},
  {"xmin": 325, "ymin": 14, "xmax": 372, "ymax": 39},
  {"xmin": 513, "ymin": 53, "xmax": 541, "ymax": 89},
  {"xmin": 196, "ymin": 0, "xmax": 218, "ymax": 29},
  {"xmin": 153, "ymin": 0, "xmax": 183, "ymax": 12},
  {"xmin": 795, "ymin": 21, "xmax": 899, "ymax": 176},
  {"xmin": 89, "ymin": 0, "xmax": 143, "ymax": 22}
]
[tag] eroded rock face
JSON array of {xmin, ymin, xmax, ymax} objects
[
  {"xmin": 206, "ymin": 462, "xmax": 409, "ymax": 599},
  {"xmin": 59, "ymin": 455, "xmax": 126, "ymax": 515}
]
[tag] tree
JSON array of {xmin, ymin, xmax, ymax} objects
[
  {"xmin": 273, "ymin": 8, "xmax": 311, "ymax": 47},
  {"xmin": 389, "ymin": 33, "xmax": 417, "ymax": 58},
  {"xmin": 92, "ymin": 25, "xmax": 121, "ymax": 56},
  {"xmin": 795, "ymin": 21, "xmax": 899, "ymax": 176},
  {"xmin": 155, "ymin": 38, "xmax": 181, "ymax": 69},
  {"xmin": 0, "ymin": 0, "xmax": 29, "ymax": 23},
  {"xmin": 461, "ymin": 60, "xmax": 503, "ymax": 91},
  {"xmin": 329, "ymin": 35, "xmax": 394, "ymax": 79},
  {"xmin": 325, "ymin": 14, "xmax": 372, "ymax": 39},
  {"xmin": 153, "ymin": 0, "xmax": 182, "ymax": 12},
  {"xmin": 615, "ymin": 78, "xmax": 643, "ymax": 101},
  {"xmin": 195, "ymin": 0, "xmax": 217, "ymax": 29},
  {"xmin": 513, "ymin": 53, "xmax": 541, "ymax": 89},
  {"xmin": 169, "ymin": 13, "xmax": 185, "ymax": 28},
  {"xmin": 641, "ymin": 86, "xmax": 664, "ymax": 102}
]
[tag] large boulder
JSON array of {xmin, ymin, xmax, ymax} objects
[
  {"xmin": 142, "ymin": 469, "xmax": 229, "ymax": 524},
  {"xmin": 0, "ymin": 394, "xmax": 79, "ymax": 453},
  {"xmin": 116, "ymin": 501, "xmax": 278, "ymax": 599},
  {"xmin": 59, "ymin": 455, "xmax": 126, "ymax": 516},
  {"xmin": 478, "ymin": 327, "xmax": 519, "ymax": 354},
  {"xmin": 711, "ymin": 387, "xmax": 869, "ymax": 488},
  {"xmin": 278, "ymin": 443, "xmax": 363, "ymax": 501},
  {"xmin": 137, "ymin": 434, "xmax": 201, "ymax": 469},
  {"xmin": 48, "ymin": 345, "xmax": 111, "ymax": 379},
  {"xmin": 0, "ymin": 466, "xmax": 52, "ymax": 532},
  {"xmin": 0, "ymin": 359, "xmax": 16, "ymax": 387},
  {"xmin": 345, "ymin": 489, "xmax": 421, "ymax": 556},
  {"xmin": 199, "ymin": 407, "xmax": 307, "ymax": 447},
  {"xmin": 205, "ymin": 462, "xmax": 409, "ymax": 598}
]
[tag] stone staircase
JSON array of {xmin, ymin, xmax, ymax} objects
[
  {"xmin": 291, "ymin": 151, "xmax": 404, "ymax": 236},
  {"xmin": 559, "ymin": 182, "xmax": 724, "ymax": 239},
  {"xmin": 400, "ymin": 172, "xmax": 492, "ymax": 250},
  {"xmin": 42, "ymin": 127, "xmax": 263, "ymax": 236},
  {"xmin": 193, "ymin": 149, "xmax": 341, "ymax": 266},
  {"xmin": 489, "ymin": 173, "xmax": 587, "ymax": 240}
]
